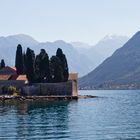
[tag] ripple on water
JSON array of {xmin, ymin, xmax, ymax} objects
[{"xmin": 0, "ymin": 90, "xmax": 140, "ymax": 140}]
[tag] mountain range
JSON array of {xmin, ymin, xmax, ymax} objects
[
  {"xmin": 79, "ymin": 31, "xmax": 140, "ymax": 89},
  {"xmin": 72, "ymin": 35, "xmax": 129, "ymax": 68},
  {"xmin": 0, "ymin": 34, "xmax": 128, "ymax": 77}
]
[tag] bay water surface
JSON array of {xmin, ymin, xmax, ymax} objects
[{"xmin": 0, "ymin": 90, "xmax": 140, "ymax": 140}]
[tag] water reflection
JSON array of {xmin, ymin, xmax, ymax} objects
[{"xmin": 0, "ymin": 100, "xmax": 75, "ymax": 139}]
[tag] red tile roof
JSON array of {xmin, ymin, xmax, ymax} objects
[
  {"xmin": 11, "ymin": 67, "xmax": 16, "ymax": 71},
  {"xmin": 10, "ymin": 74, "xmax": 27, "ymax": 81},
  {"xmin": 0, "ymin": 75, "xmax": 11, "ymax": 80},
  {"xmin": 16, "ymin": 75, "xmax": 27, "ymax": 81},
  {"xmin": 0, "ymin": 66, "xmax": 16, "ymax": 75}
]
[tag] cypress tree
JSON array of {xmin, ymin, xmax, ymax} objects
[
  {"xmin": 40, "ymin": 49, "xmax": 50, "ymax": 82},
  {"xmin": 25, "ymin": 48, "xmax": 35, "ymax": 83},
  {"xmin": 56, "ymin": 48, "xmax": 69, "ymax": 81},
  {"xmin": 34, "ymin": 49, "xmax": 50, "ymax": 82},
  {"xmin": 22, "ymin": 51, "xmax": 26, "ymax": 74},
  {"xmin": 15, "ymin": 44, "xmax": 24, "ymax": 74},
  {"xmin": 62, "ymin": 54, "xmax": 69, "ymax": 81},
  {"xmin": 1, "ymin": 59, "xmax": 5, "ymax": 68},
  {"xmin": 50, "ymin": 56, "xmax": 64, "ymax": 82},
  {"xmin": 34, "ymin": 55, "xmax": 40, "ymax": 82}
]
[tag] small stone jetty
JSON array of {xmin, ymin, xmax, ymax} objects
[{"xmin": 0, "ymin": 95, "xmax": 96, "ymax": 102}]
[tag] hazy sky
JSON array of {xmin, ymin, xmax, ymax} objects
[{"xmin": 0, "ymin": 0, "xmax": 140, "ymax": 44}]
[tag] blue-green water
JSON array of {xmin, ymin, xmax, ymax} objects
[{"xmin": 0, "ymin": 90, "xmax": 140, "ymax": 140}]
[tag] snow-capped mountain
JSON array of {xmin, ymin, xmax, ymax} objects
[{"xmin": 71, "ymin": 35, "xmax": 129, "ymax": 71}]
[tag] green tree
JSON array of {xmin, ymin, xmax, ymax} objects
[
  {"xmin": 15, "ymin": 44, "xmax": 24, "ymax": 74},
  {"xmin": 56, "ymin": 48, "xmax": 69, "ymax": 81},
  {"xmin": 0, "ymin": 59, "xmax": 5, "ymax": 68},
  {"xmin": 34, "ymin": 54, "xmax": 40, "ymax": 82},
  {"xmin": 34, "ymin": 49, "xmax": 50, "ymax": 82},
  {"xmin": 25, "ymin": 48, "xmax": 35, "ymax": 83},
  {"xmin": 50, "ymin": 56, "xmax": 64, "ymax": 82},
  {"xmin": 7, "ymin": 86, "xmax": 19, "ymax": 95},
  {"xmin": 22, "ymin": 51, "xmax": 26, "ymax": 74}
]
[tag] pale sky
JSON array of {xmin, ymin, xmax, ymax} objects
[{"xmin": 0, "ymin": 0, "xmax": 140, "ymax": 44}]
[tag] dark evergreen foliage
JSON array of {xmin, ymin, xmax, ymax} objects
[
  {"xmin": 34, "ymin": 49, "xmax": 50, "ymax": 82},
  {"xmin": 25, "ymin": 48, "xmax": 35, "ymax": 83},
  {"xmin": 34, "ymin": 55, "xmax": 40, "ymax": 82},
  {"xmin": 50, "ymin": 56, "xmax": 64, "ymax": 82},
  {"xmin": 0, "ymin": 59, "xmax": 5, "ymax": 68},
  {"xmin": 56, "ymin": 48, "xmax": 69, "ymax": 81},
  {"xmin": 15, "ymin": 44, "xmax": 24, "ymax": 74},
  {"xmin": 22, "ymin": 51, "xmax": 26, "ymax": 74},
  {"xmin": 14, "ymin": 45, "xmax": 69, "ymax": 83}
]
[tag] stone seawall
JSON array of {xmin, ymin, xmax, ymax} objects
[
  {"xmin": 0, "ymin": 80, "xmax": 78, "ymax": 97},
  {"xmin": 22, "ymin": 81, "xmax": 74, "ymax": 96}
]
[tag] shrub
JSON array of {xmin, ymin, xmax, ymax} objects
[{"xmin": 7, "ymin": 86, "xmax": 20, "ymax": 95}]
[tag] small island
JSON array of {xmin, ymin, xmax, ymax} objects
[{"xmin": 0, "ymin": 44, "xmax": 78, "ymax": 101}]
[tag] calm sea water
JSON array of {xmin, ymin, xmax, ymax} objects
[{"xmin": 0, "ymin": 90, "xmax": 140, "ymax": 140}]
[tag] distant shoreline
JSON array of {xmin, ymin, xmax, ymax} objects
[{"xmin": 79, "ymin": 88, "xmax": 140, "ymax": 90}]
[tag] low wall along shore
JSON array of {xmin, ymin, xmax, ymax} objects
[
  {"xmin": 23, "ymin": 81, "xmax": 77, "ymax": 96},
  {"xmin": 0, "ymin": 80, "xmax": 78, "ymax": 97}
]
